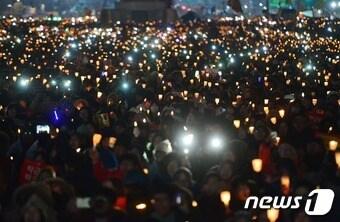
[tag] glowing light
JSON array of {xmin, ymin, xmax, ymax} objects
[
  {"xmin": 278, "ymin": 109, "xmax": 285, "ymax": 118},
  {"xmin": 233, "ymin": 120, "xmax": 241, "ymax": 129},
  {"xmin": 209, "ymin": 136, "xmax": 223, "ymax": 150},
  {"xmin": 181, "ymin": 133, "xmax": 194, "ymax": 147},
  {"xmin": 53, "ymin": 110, "xmax": 59, "ymax": 121},
  {"xmin": 335, "ymin": 152, "xmax": 340, "ymax": 168},
  {"xmin": 267, "ymin": 208, "xmax": 279, "ymax": 222},
  {"xmin": 329, "ymin": 140, "xmax": 338, "ymax": 151},
  {"xmin": 281, "ymin": 175, "xmax": 290, "ymax": 190},
  {"xmin": 249, "ymin": 126, "xmax": 255, "ymax": 134},
  {"xmin": 63, "ymin": 80, "xmax": 71, "ymax": 88},
  {"xmin": 330, "ymin": 1, "xmax": 337, "ymax": 8},
  {"xmin": 252, "ymin": 158, "xmax": 262, "ymax": 173},
  {"xmin": 143, "ymin": 168, "xmax": 149, "ymax": 175},
  {"xmin": 19, "ymin": 78, "xmax": 29, "ymax": 87},
  {"xmin": 122, "ymin": 82, "xmax": 129, "ymax": 90},
  {"xmin": 64, "ymin": 51, "xmax": 71, "ymax": 58},
  {"xmin": 135, "ymin": 203, "xmax": 147, "ymax": 210},
  {"xmin": 220, "ymin": 191, "xmax": 231, "ymax": 207},
  {"xmin": 92, "ymin": 133, "xmax": 102, "ymax": 147}
]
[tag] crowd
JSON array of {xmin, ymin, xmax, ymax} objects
[{"xmin": 0, "ymin": 15, "xmax": 339, "ymax": 222}]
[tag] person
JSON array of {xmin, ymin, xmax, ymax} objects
[{"xmin": 149, "ymin": 184, "xmax": 186, "ymax": 222}]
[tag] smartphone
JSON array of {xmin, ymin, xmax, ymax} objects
[
  {"xmin": 76, "ymin": 197, "xmax": 91, "ymax": 209},
  {"xmin": 36, "ymin": 125, "xmax": 50, "ymax": 134}
]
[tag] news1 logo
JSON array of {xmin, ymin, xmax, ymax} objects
[{"xmin": 244, "ymin": 189, "xmax": 335, "ymax": 216}]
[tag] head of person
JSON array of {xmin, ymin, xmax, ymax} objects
[
  {"xmin": 161, "ymin": 152, "xmax": 182, "ymax": 179},
  {"xmin": 119, "ymin": 153, "xmax": 142, "ymax": 176},
  {"xmin": 151, "ymin": 185, "xmax": 175, "ymax": 217},
  {"xmin": 173, "ymin": 167, "xmax": 193, "ymax": 189},
  {"xmin": 90, "ymin": 186, "xmax": 117, "ymax": 216}
]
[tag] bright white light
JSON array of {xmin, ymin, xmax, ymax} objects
[
  {"xmin": 151, "ymin": 53, "xmax": 156, "ymax": 59},
  {"xmin": 65, "ymin": 51, "xmax": 71, "ymax": 58},
  {"xmin": 305, "ymin": 64, "xmax": 313, "ymax": 70},
  {"xmin": 19, "ymin": 78, "xmax": 29, "ymax": 87},
  {"xmin": 127, "ymin": 56, "xmax": 133, "ymax": 62},
  {"xmin": 331, "ymin": 2, "xmax": 337, "ymax": 8},
  {"xmin": 63, "ymin": 80, "xmax": 71, "ymax": 88},
  {"xmin": 230, "ymin": 57, "xmax": 235, "ymax": 63},
  {"xmin": 210, "ymin": 136, "xmax": 223, "ymax": 150},
  {"xmin": 182, "ymin": 133, "xmax": 194, "ymax": 146},
  {"xmin": 122, "ymin": 82, "xmax": 129, "ymax": 90},
  {"xmin": 211, "ymin": 45, "xmax": 217, "ymax": 50}
]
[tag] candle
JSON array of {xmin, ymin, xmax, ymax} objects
[
  {"xmin": 143, "ymin": 168, "xmax": 149, "ymax": 175},
  {"xmin": 233, "ymin": 120, "xmax": 241, "ymax": 129},
  {"xmin": 267, "ymin": 208, "xmax": 279, "ymax": 222},
  {"xmin": 278, "ymin": 109, "xmax": 285, "ymax": 118},
  {"xmin": 264, "ymin": 106, "xmax": 269, "ymax": 115},
  {"xmin": 97, "ymin": 91, "xmax": 103, "ymax": 99},
  {"xmin": 329, "ymin": 140, "xmax": 338, "ymax": 151},
  {"xmin": 270, "ymin": 117, "xmax": 277, "ymax": 125},
  {"xmin": 312, "ymin": 98, "xmax": 317, "ymax": 106},
  {"xmin": 252, "ymin": 158, "xmax": 262, "ymax": 173},
  {"xmin": 92, "ymin": 133, "xmax": 102, "ymax": 147},
  {"xmin": 135, "ymin": 203, "xmax": 147, "ymax": 210},
  {"xmin": 335, "ymin": 152, "xmax": 340, "ymax": 168},
  {"xmin": 215, "ymin": 98, "xmax": 220, "ymax": 105},
  {"xmin": 220, "ymin": 191, "xmax": 231, "ymax": 207},
  {"xmin": 281, "ymin": 175, "xmax": 290, "ymax": 189},
  {"xmin": 249, "ymin": 126, "xmax": 255, "ymax": 134},
  {"xmin": 275, "ymin": 137, "xmax": 281, "ymax": 145}
]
